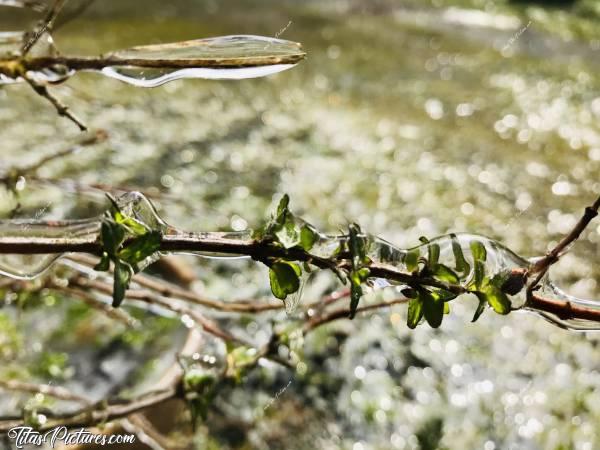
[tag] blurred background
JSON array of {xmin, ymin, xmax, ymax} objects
[{"xmin": 0, "ymin": 0, "xmax": 599, "ymax": 449}]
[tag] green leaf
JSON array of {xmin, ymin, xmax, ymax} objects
[
  {"xmin": 113, "ymin": 259, "xmax": 133, "ymax": 307},
  {"xmin": 114, "ymin": 212, "xmax": 148, "ymax": 236},
  {"xmin": 473, "ymin": 263, "xmax": 486, "ymax": 289},
  {"xmin": 275, "ymin": 218, "xmax": 300, "ymax": 249},
  {"xmin": 483, "ymin": 285, "xmax": 511, "ymax": 315},
  {"xmin": 299, "ymin": 225, "xmax": 318, "ymax": 251},
  {"xmin": 407, "ymin": 294, "xmax": 423, "ymax": 329},
  {"xmin": 471, "ymin": 293, "xmax": 487, "ymax": 322},
  {"xmin": 350, "ymin": 267, "xmax": 371, "ymax": 286},
  {"xmin": 228, "ymin": 345, "xmax": 258, "ymax": 368},
  {"xmin": 347, "ymin": 223, "xmax": 370, "ymax": 319},
  {"xmin": 94, "ymin": 253, "xmax": 111, "ymax": 271},
  {"xmin": 489, "ymin": 271, "xmax": 511, "ymax": 289},
  {"xmin": 101, "ymin": 220, "xmax": 125, "ymax": 255},
  {"xmin": 430, "ymin": 288, "xmax": 458, "ymax": 302},
  {"xmin": 184, "ymin": 372, "xmax": 216, "ymax": 391},
  {"xmin": 470, "ymin": 240, "xmax": 487, "ymax": 262},
  {"xmin": 356, "ymin": 267, "xmax": 370, "ymax": 280},
  {"xmin": 443, "ymin": 302, "xmax": 450, "ymax": 314},
  {"xmin": 427, "ymin": 243, "xmax": 440, "ymax": 267},
  {"xmin": 184, "ymin": 374, "xmax": 216, "ymax": 430},
  {"xmin": 422, "ymin": 289, "xmax": 444, "ymax": 328},
  {"xmin": 348, "ymin": 267, "xmax": 370, "ymax": 319},
  {"xmin": 450, "ymin": 234, "xmax": 470, "ymax": 275},
  {"xmin": 250, "ymin": 226, "xmax": 265, "ymax": 241},
  {"xmin": 269, "ymin": 261, "xmax": 301, "ymax": 300},
  {"xmin": 348, "ymin": 223, "xmax": 368, "ymax": 265},
  {"xmin": 263, "ymin": 194, "xmax": 291, "ymax": 237},
  {"xmin": 405, "ymin": 249, "xmax": 419, "ymax": 273},
  {"xmin": 432, "ymin": 264, "xmax": 460, "ymax": 284},
  {"xmin": 276, "ymin": 194, "xmax": 290, "ymax": 221},
  {"xmin": 349, "ymin": 283, "xmax": 362, "ymax": 319},
  {"xmin": 118, "ymin": 230, "xmax": 162, "ymax": 268}
]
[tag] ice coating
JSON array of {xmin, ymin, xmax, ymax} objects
[
  {"xmin": 100, "ymin": 35, "xmax": 304, "ymax": 85},
  {"xmin": 0, "ymin": 219, "xmax": 98, "ymax": 279},
  {"xmin": 106, "ymin": 35, "xmax": 304, "ymax": 64},
  {"xmin": 100, "ymin": 64, "xmax": 297, "ymax": 86},
  {"xmin": 529, "ymin": 279, "xmax": 600, "ymax": 331},
  {"xmin": 0, "ymin": 31, "xmax": 74, "ymax": 85},
  {"xmin": 283, "ymin": 269, "xmax": 311, "ymax": 315},
  {"xmin": 0, "ymin": 192, "xmax": 597, "ymax": 330},
  {"xmin": 379, "ymin": 233, "xmax": 529, "ymax": 286},
  {"xmin": 0, "ymin": 192, "xmax": 251, "ymax": 279},
  {"xmin": 1, "ymin": 34, "xmax": 304, "ymax": 86},
  {"xmin": 116, "ymin": 191, "xmax": 169, "ymax": 234}
]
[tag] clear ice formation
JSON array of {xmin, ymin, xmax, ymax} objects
[
  {"xmin": 0, "ymin": 31, "xmax": 74, "ymax": 84},
  {"xmin": 0, "ymin": 192, "xmax": 597, "ymax": 331},
  {"xmin": 1, "ymin": 34, "xmax": 304, "ymax": 86},
  {"xmin": 101, "ymin": 35, "xmax": 303, "ymax": 85}
]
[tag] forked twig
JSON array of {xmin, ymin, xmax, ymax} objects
[{"xmin": 527, "ymin": 195, "xmax": 600, "ymax": 295}]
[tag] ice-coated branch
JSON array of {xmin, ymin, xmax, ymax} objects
[{"xmin": 0, "ymin": 192, "xmax": 598, "ymax": 327}]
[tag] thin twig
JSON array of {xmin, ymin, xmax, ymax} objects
[
  {"xmin": 304, "ymin": 298, "xmax": 409, "ymax": 332},
  {"xmin": 0, "ymin": 379, "xmax": 91, "ymax": 404},
  {"xmin": 528, "ymin": 292, "xmax": 600, "ymax": 323},
  {"xmin": 66, "ymin": 253, "xmax": 283, "ymax": 313},
  {"xmin": 0, "ymin": 386, "xmax": 178, "ymax": 433},
  {"xmin": 23, "ymin": 72, "xmax": 87, "ymax": 130},
  {"xmin": 305, "ymin": 287, "xmax": 350, "ymax": 310},
  {"xmin": 0, "ymin": 284, "xmax": 209, "ymax": 435},
  {"xmin": 21, "ymin": 52, "xmax": 306, "ymax": 73},
  {"xmin": 20, "ymin": 176, "xmax": 171, "ymax": 200},
  {"xmin": 21, "ymin": 0, "xmax": 69, "ymax": 56},
  {"xmin": 61, "ymin": 286, "xmax": 140, "ymax": 327},
  {"xmin": 528, "ymin": 195, "xmax": 600, "ymax": 293},
  {"xmin": 17, "ymin": 130, "xmax": 106, "ymax": 175},
  {"xmin": 121, "ymin": 417, "xmax": 169, "ymax": 450},
  {"xmin": 67, "ymin": 274, "xmax": 253, "ymax": 346}
]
